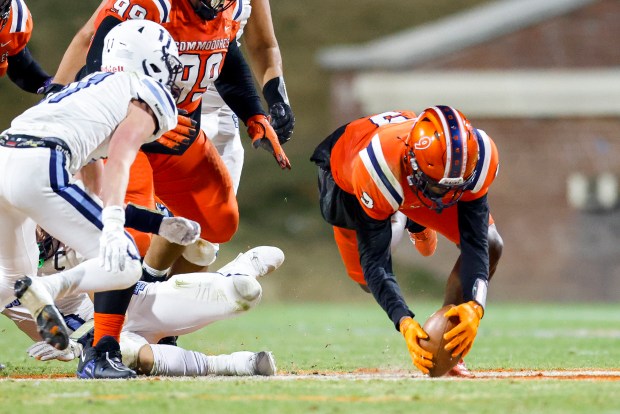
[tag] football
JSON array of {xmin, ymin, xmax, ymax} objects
[{"xmin": 420, "ymin": 304, "xmax": 461, "ymax": 377}]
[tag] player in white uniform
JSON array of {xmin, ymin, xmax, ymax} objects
[
  {"xmin": 200, "ymin": 0, "xmax": 294, "ymax": 194},
  {"xmin": 0, "ymin": 19, "xmax": 197, "ymax": 379},
  {"xmin": 4, "ymin": 232, "xmax": 284, "ymax": 376}
]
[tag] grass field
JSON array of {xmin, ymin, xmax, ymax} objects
[{"xmin": 1, "ymin": 301, "xmax": 619, "ymax": 413}]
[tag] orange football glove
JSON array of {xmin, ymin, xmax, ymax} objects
[
  {"xmin": 443, "ymin": 301, "xmax": 484, "ymax": 358},
  {"xmin": 156, "ymin": 109, "xmax": 197, "ymax": 150},
  {"xmin": 246, "ymin": 114, "xmax": 292, "ymax": 170},
  {"xmin": 400, "ymin": 316, "xmax": 433, "ymax": 374}
]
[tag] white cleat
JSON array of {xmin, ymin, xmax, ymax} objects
[
  {"xmin": 251, "ymin": 351, "xmax": 277, "ymax": 376},
  {"xmin": 217, "ymin": 246, "xmax": 284, "ymax": 278},
  {"xmin": 232, "ymin": 276, "xmax": 262, "ymax": 302},
  {"xmin": 14, "ymin": 276, "xmax": 70, "ymax": 350}
]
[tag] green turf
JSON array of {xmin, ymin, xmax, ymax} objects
[{"xmin": 1, "ymin": 302, "xmax": 619, "ymax": 413}]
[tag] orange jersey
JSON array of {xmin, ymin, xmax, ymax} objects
[
  {"xmin": 330, "ymin": 111, "xmax": 499, "ymax": 225},
  {"xmin": 0, "ymin": 0, "xmax": 32, "ymax": 77},
  {"xmin": 94, "ymin": 0, "xmax": 241, "ymax": 113}
]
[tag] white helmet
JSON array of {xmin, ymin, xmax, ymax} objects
[{"xmin": 101, "ymin": 19, "xmax": 182, "ymax": 98}]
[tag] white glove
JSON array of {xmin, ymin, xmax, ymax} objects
[
  {"xmin": 27, "ymin": 339, "xmax": 82, "ymax": 362},
  {"xmin": 158, "ymin": 216, "xmax": 201, "ymax": 246},
  {"xmin": 99, "ymin": 205, "xmax": 131, "ymax": 272}
]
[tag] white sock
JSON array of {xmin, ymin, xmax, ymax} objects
[
  {"xmin": 150, "ymin": 345, "xmax": 255, "ymax": 376},
  {"xmin": 142, "ymin": 263, "xmax": 169, "ymax": 278}
]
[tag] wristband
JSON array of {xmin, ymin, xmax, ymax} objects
[
  {"xmin": 472, "ymin": 277, "xmax": 488, "ymax": 311},
  {"xmin": 263, "ymin": 76, "xmax": 290, "ymax": 106},
  {"xmin": 102, "ymin": 205, "xmax": 125, "ymax": 228}
]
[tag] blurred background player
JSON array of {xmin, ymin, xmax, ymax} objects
[
  {"xmin": 6, "ymin": 230, "xmax": 283, "ymax": 377},
  {"xmin": 201, "ymin": 0, "xmax": 294, "ymax": 194},
  {"xmin": 0, "ymin": 0, "xmax": 52, "ymax": 93},
  {"xmin": 311, "ymin": 106, "xmax": 503, "ymax": 377},
  {"xmin": 0, "ymin": 19, "xmax": 190, "ymax": 379}
]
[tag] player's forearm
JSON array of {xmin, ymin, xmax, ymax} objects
[
  {"xmin": 215, "ymin": 41, "xmax": 265, "ymax": 123},
  {"xmin": 53, "ymin": 1, "xmax": 106, "ymax": 84},
  {"xmin": 457, "ymin": 195, "xmax": 491, "ymax": 307},
  {"xmin": 357, "ymin": 219, "xmax": 414, "ymax": 329},
  {"xmin": 52, "ymin": 30, "xmax": 92, "ymax": 85},
  {"xmin": 245, "ymin": 45, "xmax": 282, "ymax": 87},
  {"xmin": 6, "ymin": 47, "xmax": 50, "ymax": 93}
]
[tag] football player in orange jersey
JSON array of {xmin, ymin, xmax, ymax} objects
[
  {"xmin": 0, "ymin": 0, "xmax": 52, "ymax": 93},
  {"xmin": 311, "ymin": 106, "xmax": 504, "ymax": 377}
]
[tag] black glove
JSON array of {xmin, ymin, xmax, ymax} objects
[
  {"xmin": 263, "ymin": 76, "xmax": 295, "ymax": 144},
  {"xmin": 37, "ymin": 79, "xmax": 65, "ymax": 96}
]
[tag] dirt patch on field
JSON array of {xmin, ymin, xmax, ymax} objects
[{"xmin": 1, "ymin": 368, "xmax": 619, "ymax": 381}]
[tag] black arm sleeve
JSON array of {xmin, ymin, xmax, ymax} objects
[
  {"xmin": 124, "ymin": 203, "xmax": 164, "ymax": 234},
  {"xmin": 214, "ymin": 40, "xmax": 265, "ymax": 124},
  {"xmin": 7, "ymin": 47, "xmax": 50, "ymax": 93},
  {"xmin": 457, "ymin": 194, "xmax": 490, "ymax": 302},
  {"xmin": 355, "ymin": 207, "xmax": 414, "ymax": 331},
  {"xmin": 86, "ymin": 16, "xmax": 123, "ymax": 74}
]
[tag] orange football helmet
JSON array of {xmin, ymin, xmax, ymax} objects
[{"xmin": 404, "ymin": 105, "xmax": 479, "ymax": 212}]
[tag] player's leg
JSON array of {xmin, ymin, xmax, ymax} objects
[
  {"xmin": 123, "ymin": 247, "xmax": 284, "ymax": 342},
  {"xmin": 144, "ymin": 131, "xmax": 239, "ymax": 274},
  {"xmin": 123, "ymin": 150, "xmax": 156, "ymax": 257},
  {"xmin": 332, "ymin": 226, "xmax": 367, "ymax": 291},
  {"xmin": 0, "ymin": 211, "xmax": 38, "ymax": 307},
  {"xmin": 124, "ymin": 274, "xmax": 262, "ymax": 342},
  {"xmin": 201, "ymin": 106, "xmax": 244, "ymax": 194},
  {"xmin": 139, "ymin": 345, "xmax": 275, "ymax": 376}
]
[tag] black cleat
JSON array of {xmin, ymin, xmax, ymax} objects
[
  {"xmin": 157, "ymin": 336, "xmax": 178, "ymax": 346},
  {"xmin": 14, "ymin": 277, "xmax": 69, "ymax": 350},
  {"xmin": 76, "ymin": 336, "xmax": 136, "ymax": 379}
]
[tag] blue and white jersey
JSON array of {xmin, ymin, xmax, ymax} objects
[{"xmin": 4, "ymin": 71, "xmax": 177, "ymax": 174}]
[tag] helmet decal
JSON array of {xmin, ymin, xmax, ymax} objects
[
  {"xmin": 414, "ymin": 135, "xmax": 432, "ymax": 150},
  {"xmin": 359, "ymin": 134, "xmax": 404, "ymax": 211}
]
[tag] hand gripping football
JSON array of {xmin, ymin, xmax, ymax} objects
[{"xmin": 419, "ymin": 304, "xmax": 461, "ymax": 377}]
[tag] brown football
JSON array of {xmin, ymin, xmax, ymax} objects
[{"xmin": 420, "ymin": 304, "xmax": 461, "ymax": 377}]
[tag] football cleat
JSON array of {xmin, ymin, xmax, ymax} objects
[
  {"xmin": 157, "ymin": 336, "xmax": 178, "ymax": 346},
  {"xmin": 216, "ymin": 246, "xmax": 284, "ymax": 279},
  {"xmin": 251, "ymin": 351, "xmax": 277, "ymax": 376},
  {"xmin": 408, "ymin": 228, "xmax": 437, "ymax": 257},
  {"xmin": 446, "ymin": 358, "xmax": 475, "ymax": 378},
  {"xmin": 14, "ymin": 276, "xmax": 70, "ymax": 350},
  {"xmin": 76, "ymin": 336, "xmax": 136, "ymax": 379}
]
